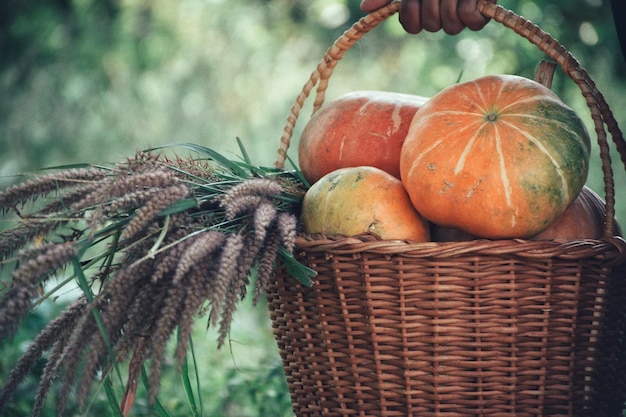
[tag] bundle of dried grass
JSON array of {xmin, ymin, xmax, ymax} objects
[{"xmin": 0, "ymin": 143, "xmax": 312, "ymax": 416}]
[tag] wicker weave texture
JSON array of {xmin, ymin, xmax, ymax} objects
[{"xmin": 268, "ymin": 238, "xmax": 626, "ymax": 416}]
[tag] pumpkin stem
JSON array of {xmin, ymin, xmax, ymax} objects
[
  {"xmin": 534, "ymin": 59, "xmax": 557, "ymax": 89},
  {"xmin": 485, "ymin": 113, "xmax": 498, "ymax": 122}
]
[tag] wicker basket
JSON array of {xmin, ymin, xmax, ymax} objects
[{"xmin": 267, "ymin": 1, "xmax": 626, "ymax": 416}]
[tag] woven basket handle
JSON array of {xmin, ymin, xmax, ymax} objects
[{"xmin": 275, "ymin": 0, "xmax": 626, "ymax": 239}]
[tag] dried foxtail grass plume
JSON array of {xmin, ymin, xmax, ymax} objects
[
  {"xmin": 0, "ymin": 167, "xmax": 108, "ymax": 216},
  {"xmin": 0, "ymin": 144, "xmax": 313, "ymax": 416}
]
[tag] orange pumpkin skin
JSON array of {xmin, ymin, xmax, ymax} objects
[
  {"xmin": 530, "ymin": 186, "xmax": 623, "ymax": 240},
  {"xmin": 298, "ymin": 91, "xmax": 428, "ymax": 184},
  {"xmin": 301, "ymin": 166, "xmax": 430, "ymax": 242},
  {"xmin": 400, "ymin": 74, "xmax": 591, "ymax": 239},
  {"xmin": 432, "ymin": 187, "xmax": 623, "ymax": 241}
]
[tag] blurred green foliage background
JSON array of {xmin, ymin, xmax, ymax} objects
[{"xmin": 1, "ymin": 0, "xmax": 625, "ymax": 415}]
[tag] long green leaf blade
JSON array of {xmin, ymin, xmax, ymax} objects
[
  {"xmin": 179, "ymin": 328, "xmax": 199, "ymax": 417},
  {"xmin": 278, "ymin": 247, "xmax": 315, "ymax": 287},
  {"xmin": 189, "ymin": 336, "xmax": 204, "ymax": 417},
  {"xmin": 103, "ymin": 375, "xmax": 125, "ymax": 417},
  {"xmin": 71, "ymin": 253, "xmax": 125, "ymax": 387},
  {"xmin": 150, "ymin": 143, "xmax": 250, "ymax": 178}
]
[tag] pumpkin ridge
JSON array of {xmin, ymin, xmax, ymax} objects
[
  {"xmin": 500, "ymin": 119, "xmax": 571, "ymax": 202},
  {"xmin": 497, "ymin": 97, "xmax": 542, "ymax": 114},
  {"xmin": 443, "ymin": 81, "xmax": 487, "ymax": 112},
  {"xmin": 435, "ymin": 119, "xmax": 484, "ymax": 161},
  {"xmin": 492, "ymin": 79, "xmax": 508, "ymax": 109},
  {"xmin": 405, "ymin": 138, "xmax": 443, "ymax": 181},
  {"xmin": 494, "ymin": 123, "xmax": 515, "ymax": 218},
  {"xmin": 411, "ymin": 139, "xmax": 444, "ymax": 167},
  {"xmin": 503, "ymin": 112, "xmax": 553, "ymax": 120},
  {"xmin": 499, "ymin": 112, "xmax": 589, "ymax": 155},
  {"xmin": 357, "ymin": 101, "xmax": 370, "ymax": 116},
  {"xmin": 480, "ymin": 79, "xmax": 508, "ymax": 113},
  {"xmin": 454, "ymin": 122, "xmax": 487, "ymax": 174},
  {"xmin": 527, "ymin": 116, "xmax": 591, "ymax": 154},
  {"xmin": 468, "ymin": 79, "xmax": 490, "ymax": 111},
  {"xmin": 338, "ymin": 134, "xmax": 347, "ymax": 163},
  {"xmin": 430, "ymin": 109, "xmax": 488, "ymax": 118},
  {"xmin": 390, "ymin": 104, "xmax": 403, "ymax": 134}
]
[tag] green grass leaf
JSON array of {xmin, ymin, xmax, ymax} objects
[
  {"xmin": 278, "ymin": 247, "xmax": 315, "ymax": 287},
  {"xmin": 285, "ymin": 154, "xmax": 310, "ymax": 188},
  {"xmin": 35, "ymin": 162, "xmax": 108, "ymax": 170},
  {"xmin": 150, "ymin": 143, "xmax": 251, "ymax": 178},
  {"xmin": 179, "ymin": 329, "xmax": 200, "ymax": 417},
  {"xmin": 236, "ymin": 137, "xmax": 253, "ymax": 165},
  {"xmin": 103, "ymin": 376, "xmax": 125, "ymax": 417},
  {"xmin": 188, "ymin": 336, "xmax": 204, "ymax": 417},
  {"xmin": 159, "ymin": 197, "xmax": 198, "ymax": 216},
  {"xmin": 71, "ymin": 252, "xmax": 125, "ymax": 387},
  {"xmin": 181, "ymin": 357, "xmax": 198, "ymax": 416}
]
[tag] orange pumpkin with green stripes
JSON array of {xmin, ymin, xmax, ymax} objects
[{"xmin": 400, "ymin": 74, "xmax": 591, "ymax": 239}]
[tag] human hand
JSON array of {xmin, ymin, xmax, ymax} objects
[{"xmin": 360, "ymin": 0, "xmax": 493, "ymax": 35}]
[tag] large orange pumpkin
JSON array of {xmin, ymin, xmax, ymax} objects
[
  {"xmin": 298, "ymin": 91, "xmax": 428, "ymax": 184},
  {"xmin": 300, "ymin": 166, "xmax": 430, "ymax": 242},
  {"xmin": 400, "ymin": 74, "xmax": 591, "ymax": 239}
]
